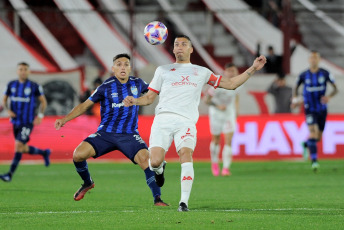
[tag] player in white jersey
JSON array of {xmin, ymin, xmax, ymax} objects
[
  {"xmin": 204, "ymin": 63, "xmax": 240, "ymax": 177},
  {"xmin": 123, "ymin": 35, "xmax": 266, "ymax": 212}
]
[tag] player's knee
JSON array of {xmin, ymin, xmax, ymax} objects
[
  {"xmin": 179, "ymin": 148, "xmax": 193, "ymax": 163},
  {"xmin": 150, "ymin": 158, "xmax": 163, "ymax": 168},
  {"xmin": 15, "ymin": 142, "xmax": 24, "ymax": 152},
  {"xmin": 135, "ymin": 150, "xmax": 149, "ymax": 165},
  {"xmin": 73, "ymin": 149, "xmax": 89, "ymax": 162}
]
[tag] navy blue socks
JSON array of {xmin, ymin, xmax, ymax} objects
[
  {"xmin": 73, "ymin": 160, "xmax": 92, "ymax": 185},
  {"xmin": 144, "ymin": 167, "xmax": 161, "ymax": 199}
]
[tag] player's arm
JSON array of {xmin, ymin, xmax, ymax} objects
[
  {"xmin": 321, "ymin": 82, "xmax": 338, "ymax": 104},
  {"xmin": 218, "ymin": 55, "xmax": 266, "ymax": 90},
  {"xmin": 291, "ymin": 81, "xmax": 303, "ymax": 108},
  {"xmin": 34, "ymin": 95, "xmax": 47, "ymax": 125},
  {"xmin": 2, "ymin": 95, "xmax": 16, "ymax": 118},
  {"xmin": 123, "ymin": 90, "xmax": 158, "ymax": 107},
  {"xmin": 235, "ymin": 95, "xmax": 240, "ymax": 117},
  {"xmin": 55, "ymin": 99, "xmax": 94, "ymax": 130}
]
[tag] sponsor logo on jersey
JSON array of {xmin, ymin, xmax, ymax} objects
[
  {"xmin": 170, "ymin": 68, "xmax": 176, "ymax": 71},
  {"xmin": 171, "ymin": 76, "xmax": 197, "ymax": 87},
  {"xmin": 182, "ymin": 176, "xmax": 193, "ymax": 181},
  {"xmin": 112, "ymin": 102, "xmax": 124, "ymax": 108},
  {"xmin": 10, "ymin": 96, "xmax": 30, "ymax": 102},
  {"xmin": 306, "ymin": 85, "xmax": 325, "ymax": 92},
  {"xmin": 131, "ymin": 86, "xmax": 138, "ymax": 96}
]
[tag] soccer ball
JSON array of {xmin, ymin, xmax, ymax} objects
[{"xmin": 144, "ymin": 21, "xmax": 168, "ymax": 45}]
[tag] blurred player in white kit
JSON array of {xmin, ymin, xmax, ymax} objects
[
  {"xmin": 204, "ymin": 63, "xmax": 240, "ymax": 176},
  {"xmin": 123, "ymin": 35, "xmax": 266, "ymax": 212}
]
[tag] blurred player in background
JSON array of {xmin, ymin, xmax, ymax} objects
[
  {"xmin": 204, "ymin": 63, "xmax": 240, "ymax": 177},
  {"xmin": 291, "ymin": 51, "xmax": 338, "ymax": 171},
  {"xmin": 123, "ymin": 35, "xmax": 266, "ymax": 211},
  {"xmin": 55, "ymin": 54, "xmax": 168, "ymax": 206},
  {"xmin": 0, "ymin": 62, "xmax": 50, "ymax": 182}
]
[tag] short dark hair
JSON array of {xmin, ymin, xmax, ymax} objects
[
  {"xmin": 17, "ymin": 62, "xmax": 29, "ymax": 67},
  {"xmin": 224, "ymin": 63, "xmax": 236, "ymax": 69},
  {"xmin": 113, "ymin": 53, "xmax": 131, "ymax": 62},
  {"xmin": 175, "ymin": 35, "xmax": 192, "ymax": 46}
]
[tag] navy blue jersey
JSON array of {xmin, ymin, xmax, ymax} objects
[
  {"xmin": 4, "ymin": 79, "xmax": 44, "ymax": 125},
  {"xmin": 89, "ymin": 76, "xmax": 148, "ymax": 134},
  {"xmin": 297, "ymin": 68, "xmax": 335, "ymax": 113}
]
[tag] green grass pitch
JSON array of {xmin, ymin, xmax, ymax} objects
[{"xmin": 0, "ymin": 160, "xmax": 343, "ymax": 229}]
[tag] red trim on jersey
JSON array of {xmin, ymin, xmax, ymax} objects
[
  {"xmin": 148, "ymin": 87, "xmax": 160, "ymax": 94},
  {"xmin": 207, "ymin": 74, "xmax": 222, "ymax": 89}
]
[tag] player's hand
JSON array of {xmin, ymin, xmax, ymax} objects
[
  {"xmin": 123, "ymin": 96, "xmax": 136, "ymax": 107},
  {"xmin": 34, "ymin": 117, "xmax": 42, "ymax": 125},
  {"xmin": 321, "ymin": 96, "xmax": 329, "ymax": 104},
  {"xmin": 252, "ymin": 55, "xmax": 267, "ymax": 71},
  {"xmin": 8, "ymin": 110, "xmax": 16, "ymax": 118},
  {"xmin": 290, "ymin": 97, "xmax": 302, "ymax": 109},
  {"xmin": 55, "ymin": 119, "xmax": 65, "ymax": 130}
]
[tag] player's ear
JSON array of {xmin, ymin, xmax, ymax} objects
[{"xmin": 189, "ymin": 46, "xmax": 193, "ymax": 54}]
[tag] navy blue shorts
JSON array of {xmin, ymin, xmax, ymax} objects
[
  {"xmin": 84, "ymin": 131, "xmax": 148, "ymax": 164},
  {"xmin": 13, "ymin": 124, "xmax": 34, "ymax": 144},
  {"xmin": 305, "ymin": 110, "xmax": 327, "ymax": 131}
]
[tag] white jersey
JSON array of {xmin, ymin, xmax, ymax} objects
[
  {"xmin": 149, "ymin": 63, "xmax": 221, "ymax": 123},
  {"xmin": 208, "ymin": 86, "xmax": 241, "ymax": 117}
]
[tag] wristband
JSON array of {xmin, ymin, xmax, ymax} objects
[{"xmin": 38, "ymin": 113, "xmax": 44, "ymax": 118}]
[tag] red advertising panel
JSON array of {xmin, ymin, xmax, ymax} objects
[{"xmin": 0, "ymin": 114, "xmax": 343, "ymax": 163}]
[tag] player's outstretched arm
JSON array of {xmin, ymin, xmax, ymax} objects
[
  {"xmin": 218, "ymin": 55, "xmax": 267, "ymax": 90},
  {"xmin": 55, "ymin": 99, "xmax": 94, "ymax": 130},
  {"xmin": 123, "ymin": 90, "xmax": 158, "ymax": 107}
]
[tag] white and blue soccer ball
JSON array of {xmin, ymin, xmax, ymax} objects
[{"xmin": 144, "ymin": 21, "xmax": 168, "ymax": 45}]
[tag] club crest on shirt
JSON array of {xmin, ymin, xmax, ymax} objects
[
  {"xmin": 24, "ymin": 87, "xmax": 31, "ymax": 95},
  {"xmin": 111, "ymin": 92, "xmax": 118, "ymax": 97},
  {"xmin": 318, "ymin": 76, "xmax": 325, "ymax": 84},
  {"xmin": 131, "ymin": 86, "xmax": 138, "ymax": 96},
  {"xmin": 192, "ymin": 67, "xmax": 198, "ymax": 76}
]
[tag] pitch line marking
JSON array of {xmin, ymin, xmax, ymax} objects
[{"xmin": 0, "ymin": 208, "xmax": 343, "ymax": 215}]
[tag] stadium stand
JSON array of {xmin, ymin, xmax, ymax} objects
[
  {"xmin": 99, "ymin": 0, "xmax": 174, "ymax": 66},
  {"xmin": 53, "ymin": 0, "xmax": 147, "ymax": 71},
  {"xmin": 8, "ymin": 0, "xmax": 78, "ymax": 70},
  {"xmin": 0, "ymin": 19, "xmax": 55, "ymax": 71}
]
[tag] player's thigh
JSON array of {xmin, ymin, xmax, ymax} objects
[
  {"xmin": 73, "ymin": 141, "xmax": 96, "ymax": 161},
  {"xmin": 149, "ymin": 114, "xmax": 174, "ymax": 152},
  {"xmin": 209, "ymin": 113, "xmax": 224, "ymax": 136},
  {"xmin": 174, "ymin": 122, "xmax": 197, "ymax": 154}
]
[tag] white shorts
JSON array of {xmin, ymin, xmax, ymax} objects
[
  {"xmin": 209, "ymin": 107, "xmax": 237, "ymax": 135},
  {"xmin": 149, "ymin": 113, "xmax": 197, "ymax": 153}
]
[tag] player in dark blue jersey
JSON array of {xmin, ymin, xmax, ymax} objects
[
  {"xmin": 291, "ymin": 51, "xmax": 338, "ymax": 171},
  {"xmin": 54, "ymin": 54, "xmax": 168, "ymax": 206},
  {"xmin": 0, "ymin": 62, "xmax": 51, "ymax": 182}
]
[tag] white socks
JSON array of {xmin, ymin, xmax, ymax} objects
[
  {"xmin": 222, "ymin": 145, "xmax": 232, "ymax": 169},
  {"xmin": 210, "ymin": 142, "xmax": 220, "ymax": 163},
  {"xmin": 180, "ymin": 162, "xmax": 194, "ymax": 206},
  {"xmin": 148, "ymin": 159, "xmax": 164, "ymax": 175}
]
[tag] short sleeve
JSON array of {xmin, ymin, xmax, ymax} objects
[
  {"xmin": 4, "ymin": 82, "xmax": 11, "ymax": 96},
  {"xmin": 140, "ymin": 78, "xmax": 149, "ymax": 94},
  {"xmin": 148, "ymin": 66, "xmax": 163, "ymax": 94},
  {"xmin": 296, "ymin": 72, "xmax": 304, "ymax": 86},
  {"xmin": 328, "ymin": 71, "xmax": 335, "ymax": 84},
  {"xmin": 89, "ymin": 86, "xmax": 103, "ymax": 103},
  {"xmin": 35, "ymin": 84, "xmax": 44, "ymax": 97}
]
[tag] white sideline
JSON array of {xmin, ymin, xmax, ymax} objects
[{"xmin": 0, "ymin": 208, "xmax": 341, "ymax": 215}]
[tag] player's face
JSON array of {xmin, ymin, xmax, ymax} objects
[
  {"xmin": 223, "ymin": 66, "xmax": 238, "ymax": 79},
  {"xmin": 309, "ymin": 52, "xmax": 320, "ymax": 69},
  {"xmin": 112, "ymin": 57, "xmax": 131, "ymax": 81},
  {"xmin": 173, "ymin": 37, "xmax": 193, "ymax": 63},
  {"xmin": 17, "ymin": 64, "xmax": 30, "ymax": 81}
]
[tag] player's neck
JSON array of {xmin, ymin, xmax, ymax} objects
[
  {"xmin": 18, "ymin": 77, "xmax": 28, "ymax": 83},
  {"xmin": 310, "ymin": 67, "xmax": 319, "ymax": 73},
  {"xmin": 175, "ymin": 59, "xmax": 191, "ymax": 64},
  {"xmin": 115, "ymin": 76, "xmax": 129, "ymax": 84}
]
